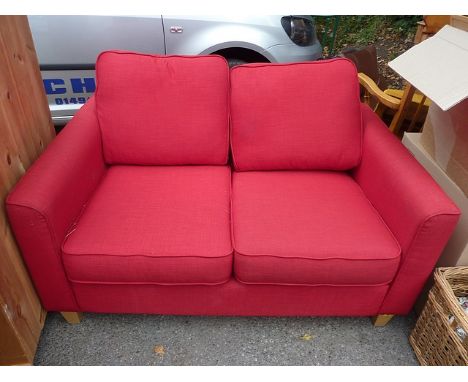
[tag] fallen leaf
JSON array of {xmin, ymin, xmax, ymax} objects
[
  {"xmin": 153, "ymin": 345, "xmax": 165, "ymax": 356},
  {"xmin": 300, "ymin": 333, "xmax": 314, "ymax": 341}
]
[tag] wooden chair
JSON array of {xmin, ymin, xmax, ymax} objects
[
  {"xmin": 342, "ymin": 45, "xmax": 430, "ymax": 137},
  {"xmin": 358, "ymin": 73, "xmax": 421, "ymax": 137},
  {"xmin": 414, "ymin": 16, "xmax": 451, "ymax": 43}
]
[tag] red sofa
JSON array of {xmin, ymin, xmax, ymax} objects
[{"xmin": 6, "ymin": 52, "xmax": 460, "ymax": 325}]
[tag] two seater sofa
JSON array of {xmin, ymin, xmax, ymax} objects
[{"xmin": 7, "ymin": 52, "xmax": 460, "ymax": 325}]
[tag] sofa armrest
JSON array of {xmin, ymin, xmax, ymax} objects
[
  {"xmin": 6, "ymin": 97, "xmax": 106, "ymax": 311},
  {"xmin": 353, "ymin": 104, "xmax": 460, "ymax": 314}
]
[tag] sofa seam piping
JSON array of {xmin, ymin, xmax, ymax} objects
[
  {"xmin": 62, "ymin": 249, "xmax": 234, "ymax": 260},
  {"xmin": 233, "ymin": 276, "xmax": 393, "ymax": 288},
  {"xmin": 233, "ymin": 249, "xmax": 401, "ymax": 262},
  {"xmin": 68, "ymin": 278, "xmax": 232, "ymax": 287}
]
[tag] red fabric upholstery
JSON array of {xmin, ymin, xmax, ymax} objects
[
  {"xmin": 96, "ymin": 51, "xmax": 229, "ymax": 165},
  {"xmin": 72, "ymin": 279, "xmax": 389, "ymax": 316},
  {"xmin": 232, "ymin": 171, "xmax": 401, "ymax": 286},
  {"xmin": 230, "ymin": 58, "xmax": 362, "ymax": 171},
  {"xmin": 6, "ymin": 56, "xmax": 460, "ymax": 317},
  {"xmin": 6, "ymin": 98, "xmax": 106, "ymax": 311},
  {"xmin": 354, "ymin": 105, "xmax": 460, "ymax": 314},
  {"xmin": 62, "ymin": 165, "xmax": 232, "ymax": 285}
]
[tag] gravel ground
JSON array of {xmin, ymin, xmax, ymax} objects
[{"xmin": 34, "ymin": 313, "xmax": 418, "ymax": 366}]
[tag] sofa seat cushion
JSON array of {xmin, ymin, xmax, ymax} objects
[
  {"xmin": 232, "ymin": 171, "xmax": 401, "ymax": 286},
  {"xmin": 62, "ymin": 165, "xmax": 232, "ymax": 285}
]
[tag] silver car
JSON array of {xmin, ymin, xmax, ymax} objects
[{"xmin": 29, "ymin": 15, "xmax": 322, "ymax": 125}]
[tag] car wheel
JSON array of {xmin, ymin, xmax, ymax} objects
[{"xmin": 227, "ymin": 58, "xmax": 248, "ymax": 67}]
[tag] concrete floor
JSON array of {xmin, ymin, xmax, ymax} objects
[{"xmin": 33, "ymin": 313, "xmax": 418, "ymax": 365}]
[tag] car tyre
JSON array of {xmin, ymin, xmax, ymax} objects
[{"xmin": 227, "ymin": 58, "xmax": 248, "ymax": 67}]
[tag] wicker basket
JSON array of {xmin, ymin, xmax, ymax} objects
[{"xmin": 410, "ymin": 267, "xmax": 468, "ymax": 365}]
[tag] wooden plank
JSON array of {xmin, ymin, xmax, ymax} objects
[
  {"xmin": 0, "ymin": 297, "xmax": 28, "ymax": 365},
  {"xmin": 0, "ymin": 15, "xmax": 52, "ymax": 365}
]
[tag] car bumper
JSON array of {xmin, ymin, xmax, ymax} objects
[
  {"xmin": 262, "ymin": 42, "xmax": 323, "ymax": 63},
  {"xmin": 50, "ymin": 104, "xmax": 82, "ymax": 126}
]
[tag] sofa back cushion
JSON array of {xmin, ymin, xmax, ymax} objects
[
  {"xmin": 230, "ymin": 58, "xmax": 362, "ymax": 171},
  {"xmin": 95, "ymin": 51, "xmax": 229, "ymax": 165}
]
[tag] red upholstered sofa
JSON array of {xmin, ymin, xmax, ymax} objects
[{"xmin": 6, "ymin": 52, "xmax": 460, "ymax": 325}]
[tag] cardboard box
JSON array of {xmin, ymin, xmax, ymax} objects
[
  {"xmin": 389, "ymin": 25, "xmax": 468, "ymax": 111},
  {"xmin": 420, "ymin": 100, "xmax": 468, "ymax": 197},
  {"xmin": 389, "ymin": 25, "xmax": 468, "ymax": 196},
  {"xmin": 403, "ymin": 133, "xmax": 468, "ymax": 267}
]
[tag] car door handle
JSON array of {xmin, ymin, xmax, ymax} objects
[{"xmin": 170, "ymin": 26, "xmax": 183, "ymax": 33}]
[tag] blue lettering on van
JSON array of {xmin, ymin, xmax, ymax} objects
[
  {"xmin": 43, "ymin": 79, "xmax": 67, "ymax": 94},
  {"xmin": 70, "ymin": 78, "xmax": 96, "ymax": 93}
]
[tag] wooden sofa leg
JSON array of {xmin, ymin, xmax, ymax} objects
[
  {"xmin": 60, "ymin": 312, "xmax": 83, "ymax": 324},
  {"xmin": 372, "ymin": 314, "xmax": 394, "ymax": 327}
]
